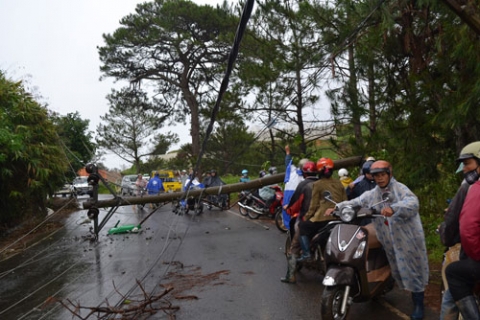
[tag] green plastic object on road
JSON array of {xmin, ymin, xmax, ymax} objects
[{"xmin": 108, "ymin": 220, "xmax": 141, "ymax": 235}]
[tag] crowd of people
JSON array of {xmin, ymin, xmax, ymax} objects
[
  {"xmin": 280, "ymin": 141, "xmax": 480, "ymax": 320},
  {"xmin": 129, "ymin": 140, "xmax": 480, "ymax": 319}
]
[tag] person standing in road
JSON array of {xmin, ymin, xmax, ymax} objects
[
  {"xmin": 135, "ymin": 174, "xmax": 147, "ymax": 196},
  {"xmin": 179, "ymin": 169, "xmax": 188, "ymax": 188},
  {"xmin": 147, "ymin": 172, "xmax": 164, "ymax": 208},
  {"xmin": 330, "ymin": 160, "xmax": 429, "ymax": 320},
  {"xmin": 147, "ymin": 172, "xmax": 164, "ymax": 195}
]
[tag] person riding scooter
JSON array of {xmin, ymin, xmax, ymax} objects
[
  {"xmin": 331, "ymin": 160, "xmax": 429, "ymax": 320},
  {"xmin": 281, "ymin": 160, "xmax": 318, "ymax": 284},
  {"xmin": 297, "ymin": 157, "xmax": 347, "ymax": 262}
]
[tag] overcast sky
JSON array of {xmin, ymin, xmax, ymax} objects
[{"xmin": 0, "ymin": 0, "xmax": 231, "ymax": 170}]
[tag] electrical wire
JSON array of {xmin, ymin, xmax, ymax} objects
[{"xmin": 2, "ymin": 1, "xmax": 256, "ymax": 317}]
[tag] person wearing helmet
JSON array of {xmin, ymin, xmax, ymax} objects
[
  {"xmin": 204, "ymin": 169, "xmax": 225, "ymax": 188},
  {"xmin": 179, "ymin": 169, "xmax": 189, "ymax": 188},
  {"xmin": 203, "ymin": 169, "xmax": 227, "ymax": 208},
  {"xmin": 296, "ymin": 157, "xmax": 347, "ymax": 262},
  {"xmin": 439, "ymin": 141, "xmax": 480, "ymax": 319},
  {"xmin": 338, "ymin": 168, "xmax": 353, "ymax": 188},
  {"xmin": 332, "ymin": 160, "xmax": 429, "ymax": 320},
  {"xmin": 280, "ymin": 160, "xmax": 318, "ymax": 283},
  {"xmin": 240, "ymin": 169, "xmax": 250, "ymax": 183},
  {"xmin": 258, "ymin": 170, "xmax": 267, "ymax": 178},
  {"xmin": 347, "ymin": 160, "xmax": 376, "ymax": 201},
  {"xmin": 282, "ymin": 145, "xmax": 309, "ymax": 233},
  {"xmin": 258, "ymin": 169, "xmax": 277, "ymax": 207},
  {"xmin": 268, "ymin": 166, "xmax": 278, "ymax": 175}
]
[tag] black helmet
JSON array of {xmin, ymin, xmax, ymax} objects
[
  {"xmin": 362, "ymin": 161, "xmax": 374, "ymax": 175},
  {"xmin": 268, "ymin": 166, "xmax": 278, "ymax": 175},
  {"xmin": 259, "ymin": 170, "xmax": 267, "ymax": 178}
]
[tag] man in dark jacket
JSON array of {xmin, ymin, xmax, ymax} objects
[
  {"xmin": 347, "ymin": 160, "xmax": 376, "ymax": 199},
  {"xmin": 440, "ymin": 141, "xmax": 480, "ymax": 319}
]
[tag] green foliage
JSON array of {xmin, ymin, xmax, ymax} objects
[
  {"xmin": 96, "ymin": 88, "xmax": 176, "ymax": 174},
  {"xmin": 98, "ymin": 0, "xmax": 239, "ymax": 158},
  {"xmin": 0, "ymin": 72, "xmax": 67, "ymax": 226},
  {"xmin": 51, "ymin": 111, "xmax": 96, "ymax": 179}
]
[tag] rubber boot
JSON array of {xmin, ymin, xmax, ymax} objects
[
  {"xmin": 297, "ymin": 236, "xmax": 311, "ymax": 262},
  {"xmin": 440, "ymin": 289, "xmax": 459, "ymax": 320},
  {"xmin": 455, "ymin": 295, "xmax": 480, "ymax": 320},
  {"xmin": 411, "ymin": 291, "xmax": 424, "ymax": 320},
  {"xmin": 280, "ymin": 254, "xmax": 297, "ymax": 284}
]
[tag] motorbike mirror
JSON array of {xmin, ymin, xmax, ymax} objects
[
  {"xmin": 323, "ymin": 191, "xmax": 337, "ymax": 205},
  {"xmin": 371, "ymin": 192, "xmax": 394, "ymax": 208},
  {"xmin": 382, "ymin": 192, "xmax": 393, "ymax": 202}
]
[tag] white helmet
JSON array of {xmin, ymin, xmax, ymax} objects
[{"xmin": 338, "ymin": 168, "xmax": 349, "ymax": 177}]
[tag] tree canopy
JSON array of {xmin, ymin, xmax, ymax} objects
[
  {"xmin": 0, "ymin": 72, "xmax": 67, "ymax": 226},
  {"xmin": 98, "ymin": 0, "xmax": 239, "ymax": 160},
  {"xmin": 96, "ymin": 87, "xmax": 178, "ymax": 174}
]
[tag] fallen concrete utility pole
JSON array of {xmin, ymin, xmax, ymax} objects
[{"xmin": 83, "ymin": 156, "xmax": 363, "ymax": 210}]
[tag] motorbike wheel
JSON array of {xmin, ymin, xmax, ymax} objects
[
  {"xmin": 247, "ymin": 208, "xmax": 260, "ymax": 219},
  {"xmin": 321, "ymin": 286, "xmax": 350, "ymax": 320},
  {"xmin": 238, "ymin": 200, "xmax": 249, "ymax": 216},
  {"xmin": 275, "ymin": 208, "xmax": 287, "ymax": 233}
]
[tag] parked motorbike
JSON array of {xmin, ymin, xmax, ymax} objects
[
  {"xmin": 172, "ymin": 179, "xmax": 205, "ymax": 215},
  {"xmin": 237, "ymin": 190, "xmax": 251, "ymax": 217},
  {"xmin": 204, "ymin": 194, "xmax": 229, "ymax": 210},
  {"xmin": 237, "ymin": 186, "xmax": 286, "ymax": 232},
  {"xmin": 320, "ymin": 191, "xmax": 395, "ymax": 320}
]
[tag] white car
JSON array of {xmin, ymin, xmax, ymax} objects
[
  {"xmin": 120, "ymin": 175, "xmax": 138, "ymax": 196},
  {"xmin": 72, "ymin": 176, "xmax": 93, "ymax": 196}
]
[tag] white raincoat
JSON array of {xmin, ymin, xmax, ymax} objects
[{"xmin": 338, "ymin": 177, "xmax": 429, "ymax": 292}]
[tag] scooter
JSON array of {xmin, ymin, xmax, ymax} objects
[
  {"xmin": 204, "ymin": 194, "xmax": 229, "ymax": 210},
  {"xmin": 320, "ymin": 191, "xmax": 395, "ymax": 320},
  {"xmin": 237, "ymin": 186, "xmax": 286, "ymax": 232},
  {"xmin": 172, "ymin": 179, "xmax": 205, "ymax": 215},
  {"xmin": 284, "ymin": 219, "xmax": 341, "ymax": 276}
]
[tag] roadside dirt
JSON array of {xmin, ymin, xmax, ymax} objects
[
  {"xmin": 0, "ymin": 197, "xmax": 79, "ymax": 260},
  {"xmin": 425, "ymin": 261, "xmax": 443, "ymax": 313}
]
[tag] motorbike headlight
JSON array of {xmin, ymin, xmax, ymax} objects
[
  {"xmin": 340, "ymin": 206, "xmax": 355, "ymax": 222},
  {"xmin": 323, "ymin": 275, "xmax": 336, "ymax": 286},
  {"xmin": 353, "ymin": 241, "xmax": 366, "ymax": 259}
]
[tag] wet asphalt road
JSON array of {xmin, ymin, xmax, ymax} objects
[{"xmin": 0, "ymin": 195, "xmax": 440, "ymax": 319}]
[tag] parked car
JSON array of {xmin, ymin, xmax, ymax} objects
[
  {"xmin": 154, "ymin": 170, "xmax": 182, "ymax": 193},
  {"xmin": 72, "ymin": 176, "xmax": 93, "ymax": 197},
  {"xmin": 54, "ymin": 182, "xmax": 74, "ymax": 198},
  {"xmin": 120, "ymin": 174, "xmax": 138, "ymax": 196}
]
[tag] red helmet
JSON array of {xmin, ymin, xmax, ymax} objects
[
  {"xmin": 302, "ymin": 161, "xmax": 317, "ymax": 173},
  {"xmin": 317, "ymin": 157, "xmax": 334, "ymax": 171}
]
